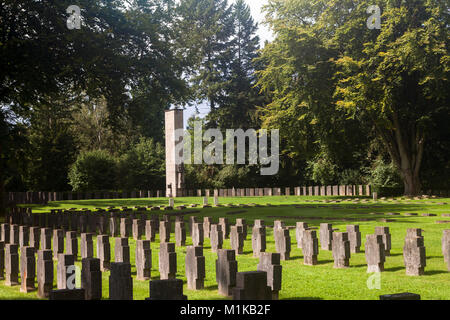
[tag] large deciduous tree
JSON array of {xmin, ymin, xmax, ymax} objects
[
  {"xmin": 0, "ymin": 0, "xmax": 189, "ymax": 213},
  {"xmin": 257, "ymin": 0, "xmax": 449, "ymax": 195}
]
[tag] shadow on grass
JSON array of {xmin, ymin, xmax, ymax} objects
[
  {"xmin": 352, "ymin": 264, "xmax": 367, "ymax": 268},
  {"xmin": 204, "ymin": 285, "xmax": 218, "ymax": 291},
  {"xmin": 424, "ymin": 270, "xmax": 449, "ymax": 276},
  {"xmin": 387, "ymin": 253, "xmax": 403, "ymax": 257},
  {"xmin": 289, "ymin": 256, "xmax": 303, "ymax": 261},
  {"xmin": 384, "ymin": 266, "xmax": 404, "ymax": 272},
  {"xmin": 282, "ymin": 297, "xmax": 323, "ymax": 300},
  {"xmin": 0, "ymin": 296, "xmax": 42, "ymax": 300},
  {"xmin": 317, "ymin": 259, "xmax": 333, "ymax": 265}
]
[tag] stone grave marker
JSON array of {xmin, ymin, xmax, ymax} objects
[
  {"xmin": 19, "ymin": 226, "xmax": 29, "ymax": 248},
  {"xmin": 365, "ymin": 234, "xmax": 385, "ymax": 272},
  {"xmin": 443, "ymin": 229, "xmax": 450, "ymax": 271},
  {"xmin": 159, "ymin": 220, "xmax": 171, "ymax": 243},
  {"xmin": 203, "ymin": 217, "xmax": 213, "ymax": 238},
  {"xmin": 145, "ymin": 218, "xmax": 158, "ymax": 242},
  {"xmin": 115, "ymin": 237, "xmax": 130, "ymax": 263},
  {"xmin": 296, "ymin": 222, "xmax": 308, "ymax": 249},
  {"xmin": 136, "ymin": 240, "xmax": 152, "ymax": 280},
  {"xmin": 232, "ymin": 271, "xmax": 272, "ymax": 300},
  {"xmin": 257, "ymin": 252, "xmax": 282, "ymax": 300},
  {"xmin": 219, "ymin": 218, "xmax": 230, "ymax": 240},
  {"xmin": 346, "ymin": 225, "xmax": 361, "ymax": 253},
  {"xmin": 0, "ymin": 242, "xmax": 4, "ymax": 280},
  {"xmin": 192, "ymin": 222, "xmax": 204, "ymax": 247},
  {"xmin": 37, "ymin": 249, "xmax": 53, "ymax": 298},
  {"xmin": 20, "ymin": 246, "xmax": 35, "ymax": 292},
  {"xmin": 332, "ymin": 232, "xmax": 351, "ymax": 268},
  {"xmin": 216, "ymin": 249, "xmax": 238, "ymax": 297},
  {"xmin": 375, "ymin": 226, "xmax": 392, "ymax": 256},
  {"xmin": 81, "ymin": 257, "xmax": 102, "ymax": 300},
  {"xmin": 66, "ymin": 231, "xmax": 78, "ymax": 261},
  {"xmin": 319, "ymin": 223, "xmax": 333, "ymax": 250},
  {"xmin": 53, "ymin": 229, "xmax": 65, "ymax": 260},
  {"xmin": 9, "ymin": 224, "xmax": 19, "ymax": 245},
  {"xmin": 175, "ymin": 220, "xmax": 186, "ymax": 247},
  {"xmin": 120, "ymin": 218, "xmax": 132, "ymax": 238},
  {"xmin": 403, "ymin": 228, "xmax": 426, "ymax": 276},
  {"xmin": 185, "ymin": 246, "xmax": 205, "ymax": 290},
  {"xmin": 379, "ymin": 293, "xmax": 421, "ymax": 300},
  {"xmin": 1, "ymin": 223, "xmax": 11, "ymax": 245},
  {"xmin": 5, "ymin": 243, "xmax": 19, "ymax": 286},
  {"xmin": 132, "ymin": 219, "xmax": 145, "ymax": 240},
  {"xmin": 97, "ymin": 235, "xmax": 111, "ymax": 271},
  {"xmin": 57, "ymin": 253, "xmax": 75, "ymax": 289},
  {"xmin": 159, "ymin": 242, "xmax": 177, "ymax": 280},
  {"xmin": 274, "ymin": 228, "xmax": 291, "ymax": 260},
  {"xmin": 230, "ymin": 225, "xmax": 244, "ymax": 255},
  {"xmin": 80, "ymin": 233, "xmax": 94, "ymax": 259},
  {"xmin": 40, "ymin": 228, "xmax": 52, "ymax": 250},
  {"xmin": 235, "ymin": 218, "xmax": 247, "ymax": 240},
  {"xmin": 210, "ymin": 224, "xmax": 223, "ymax": 253},
  {"xmin": 29, "ymin": 227, "xmax": 40, "ymax": 251},
  {"xmin": 109, "ymin": 215, "xmax": 119, "ymax": 237},
  {"xmin": 252, "ymin": 220, "xmax": 266, "ymax": 258},
  {"xmin": 302, "ymin": 230, "xmax": 319, "ymax": 266},
  {"xmin": 109, "ymin": 262, "xmax": 133, "ymax": 300},
  {"xmin": 49, "ymin": 288, "xmax": 85, "ymax": 300},
  {"xmin": 146, "ymin": 279, "xmax": 187, "ymax": 300},
  {"xmin": 188, "ymin": 216, "xmax": 199, "ymax": 237}
]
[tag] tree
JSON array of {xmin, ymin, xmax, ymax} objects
[
  {"xmin": 117, "ymin": 138, "xmax": 165, "ymax": 190},
  {"xmin": 25, "ymin": 95, "xmax": 78, "ymax": 191},
  {"xmin": 177, "ymin": 0, "xmax": 234, "ymax": 111},
  {"xmin": 207, "ymin": 0, "xmax": 264, "ymax": 129},
  {"xmin": 257, "ymin": 0, "xmax": 449, "ymax": 195},
  {"xmin": 72, "ymin": 96, "xmax": 133, "ymax": 155},
  {"xmin": 68, "ymin": 150, "xmax": 117, "ymax": 191},
  {"xmin": 0, "ymin": 0, "xmax": 191, "ymax": 211}
]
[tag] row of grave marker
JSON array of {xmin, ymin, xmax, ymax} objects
[
  {"xmin": 1, "ymin": 212, "xmax": 449, "ymax": 300},
  {"xmin": 5, "ymin": 185, "xmax": 375, "ymax": 205},
  {"xmin": 2, "ymin": 205, "xmax": 450, "ymax": 275}
]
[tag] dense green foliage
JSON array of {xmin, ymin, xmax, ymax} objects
[
  {"xmin": 256, "ymin": 0, "xmax": 450, "ymax": 194},
  {"xmin": 0, "ymin": 0, "xmax": 448, "ymax": 198},
  {"xmin": 68, "ymin": 150, "xmax": 117, "ymax": 191},
  {"xmin": 3, "ymin": 196, "xmax": 450, "ymax": 300}
]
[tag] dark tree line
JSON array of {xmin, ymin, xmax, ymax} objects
[{"xmin": 1, "ymin": 0, "xmax": 449, "ymax": 216}]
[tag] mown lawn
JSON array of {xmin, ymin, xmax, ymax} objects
[{"xmin": 0, "ymin": 195, "xmax": 449, "ymax": 300}]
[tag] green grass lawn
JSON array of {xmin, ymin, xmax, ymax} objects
[{"xmin": 1, "ymin": 195, "xmax": 449, "ymax": 300}]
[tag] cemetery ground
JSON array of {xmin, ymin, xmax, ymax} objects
[{"xmin": 1, "ymin": 196, "xmax": 449, "ymax": 300}]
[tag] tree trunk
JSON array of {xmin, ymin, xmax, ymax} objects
[
  {"xmin": 376, "ymin": 112, "xmax": 425, "ymax": 196},
  {"xmin": 401, "ymin": 168, "xmax": 422, "ymax": 196},
  {"xmin": 0, "ymin": 143, "xmax": 5, "ymax": 217}
]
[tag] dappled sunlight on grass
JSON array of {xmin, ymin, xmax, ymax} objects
[{"xmin": 2, "ymin": 195, "xmax": 449, "ymax": 300}]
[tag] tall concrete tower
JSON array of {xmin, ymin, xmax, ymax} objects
[{"xmin": 165, "ymin": 109, "xmax": 185, "ymax": 197}]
